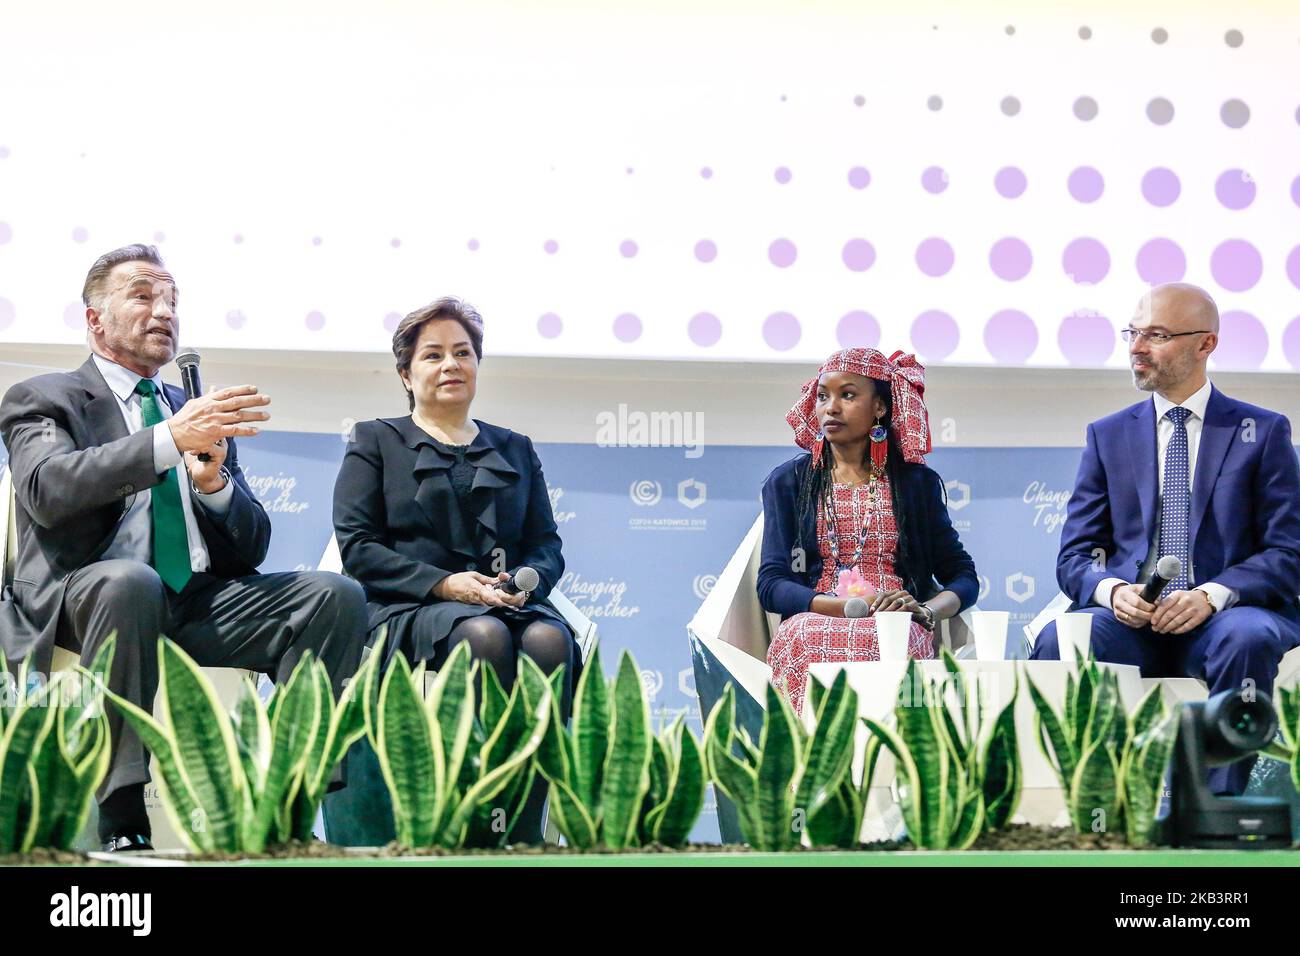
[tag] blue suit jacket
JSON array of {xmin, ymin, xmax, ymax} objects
[
  {"xmin": 757, "ymin": 453, "xmax": 979, "ymax": 621},
  {"xmin": 1057, "ymin": 385, "xmax": 1300, "ymax": 625}
]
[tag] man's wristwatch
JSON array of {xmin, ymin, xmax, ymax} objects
[
  {"xmin": 193, "ymin": 466, "xmax": 231, "ymax": 496},
  {"xmin": 1198, "ymin": 589, "xmax": 1216, "ymax": 615}
]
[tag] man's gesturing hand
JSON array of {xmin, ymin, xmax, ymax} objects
[{"xmin": 168, "ymin": 385, "xmax": 270, "ymax": 455}]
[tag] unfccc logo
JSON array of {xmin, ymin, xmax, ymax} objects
[
  {"xmin": 639, "ymin": 669, "xmax": 664, "ymax": 700},
  {"xmin": 945, "ymin": 479, "xmax": 971, "ymax": 511},
  {"xmin": 692, "ymin": 574, "xmax": 717, "ymax": 600},
  {"xmin": 677, "ymin": 478, "xmax": 707, "ymax": 509},
  {"xmin": 1005, "ymin": 571, "xmax": 1036, "ymax": 604},
  {"xmin": 629, "ymin": 479, "xmax": 662, "ymax": 506}
]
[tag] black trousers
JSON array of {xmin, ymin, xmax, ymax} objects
[{"xmin": 57, "ymin": 559, "xmax": 367, "ymax": 802}]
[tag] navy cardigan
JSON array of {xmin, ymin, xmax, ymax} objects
[{"xmin": 757, "ymin": 453, "xmax": 980, "ymax": 621}]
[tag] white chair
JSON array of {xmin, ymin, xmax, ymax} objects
[{"xmin": 1023, "ymin": 589, "xmax": 1300, "ymax": 705}]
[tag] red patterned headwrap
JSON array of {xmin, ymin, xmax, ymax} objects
[{"xmin": 785, "ymin": 348, "xmax": 932, "ymax": 466}]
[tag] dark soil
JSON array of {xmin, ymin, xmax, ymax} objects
[{"xmin": 0, "ymin": 848, "xmax": 98, "ymax": 866}]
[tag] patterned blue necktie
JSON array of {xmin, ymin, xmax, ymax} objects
[{"xmin": 1159, "ymin": 405, "xmax": 1191, "ymax": 598}]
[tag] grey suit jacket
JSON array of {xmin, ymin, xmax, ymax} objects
[{"xmin": 0, "ymin": 356, "xmax": 271, "ymax": 673}]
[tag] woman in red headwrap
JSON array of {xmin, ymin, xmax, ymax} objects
[{"xmin": 757, "ymin": 348, "xmax": 979, "ymax": 713}]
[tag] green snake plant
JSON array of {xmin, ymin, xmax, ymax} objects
[
  {"xmin": 102, "ymin": 638, "xmax": 366, "ymax": 854},
  {"xmin": 536, "ymin": 644, "xmax": 705, "ymax": 849},
  {"xmin": 1258, "ymin": 683, "xmax": 1300, "ymax": 800},
  {"xmin": 1027, "ymin": 648, "xmax": 1179, "ymax": 845},
  {"xmin": 361, "ymin": 635, "xmax": 553, "ymax": 848},
  {"xmin": 862, "ymin": 651, "xmax": 1021, "ymax": 850},
  {"xmin": 1, "ymin": 641, "xmax": 114, "ymax": 853},
  {"xmin": 704, "ymin": 669, "xmax": 874, "ymax": 849}
]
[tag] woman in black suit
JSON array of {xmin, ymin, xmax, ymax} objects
[{"xmin": 332, "ymin": 297, "xmax": 576, "ymax": 714}]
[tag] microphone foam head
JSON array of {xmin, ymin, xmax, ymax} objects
[
  {"xmin": 844, "ymin": 597, "xmax": 869, "ymax": 618},
  {"xmin": 514, "ymin": 566, "xmax": 540, "ymax": 592},
  {"xmin": 1155, "ymin": 554, "xmax": 1183, "ymax": 580},
  {"xmin": 174, "ymin": 347, "xmax": 201, "ymax": 369}
]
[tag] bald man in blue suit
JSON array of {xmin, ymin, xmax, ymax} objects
[{"xmin": 1032, "ymin": 283, "xmax": 1300, "ymax": 794}]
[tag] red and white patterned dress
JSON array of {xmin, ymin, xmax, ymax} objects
[{"xmin": 767, "ymin": 474, "xmax": 934, "ymax": 715}]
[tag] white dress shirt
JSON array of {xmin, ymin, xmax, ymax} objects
[
  {"xmin": 94, "ymin": 353, "xmax": 233, "ymax": 574},
  {"xmin": 1093, "ymin": 378, "xmax": 1238, "ymax": 612}
]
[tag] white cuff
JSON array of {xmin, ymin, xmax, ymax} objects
[
  {"xmin": 193, "ymin": 472, "xmax": 234, "ymax": 517},
  {"xmin": 1194, "ymin": 583, "xmax": 1237, "ymax": 613},
  {"xmin": 1094, "ymin": 577, "xmax": 1127, "ymax": 610},
  {"xmin": 152, "ymin": 422, "xmax": 183, "ymax": 473}
]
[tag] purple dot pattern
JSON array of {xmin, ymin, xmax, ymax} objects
[
  {"xmin": 619, "ymin": 239, "xmax": 638, "ymax": 258},
  {"xmin": 153, "ymin": 231, "xmax": 166, "ymax": 243},
  {"xmin": 700, "ymin": 166, "xmax": 713, "ymax": 179},
  {"xmin": 848, "ymin": 167, "xmax": 871, "ymax": 190},
  {"xmin": 911, "ymin": 310, "xmax": 959, "ymax": 361},
  {"xmin": 921, "ymin": 166, "xmax": 948, "ymax": 194},
  {"xmin": 71, "ymin": 227, "xmax": 88, "ymax": 243},
  {"xmin": 1286, "ymin": 246, "xmax": 1300, "ymax": 290},
  {"xmin": 1063, "ymin": 237, "xmax": 1110, "ymax": 285},
  {"xmin": 1213, "ymin": 311, "xmax": 1268, "ymax": 369},
  {"xmin": 1215, "ymin": 169, "xmax": 1255, "ymax": 209},
  {"xmin": 1058, "ymin": 310, "xmax": 1114, "ymax": 365},
  {"xmin": 774, "ymin": 167, "xmax": 792, "ymax": 184},
  {"xmin": 836, "ymin": 311, "xmax": 880, "ymax": 348},
  {"xmin": 1283, "ymin": 317, "xmax": 1300, "ymax": 370},
  {"xmin": 227, "ymin": 310, "xmax": 247, "ymax": 330},
  {"xmin": 1136, "ymin": 238, "xmax": 1187, "ymax": 284},
  {"xmin": 63, "ymin": 302, "xmax": 84, "ymax": 329},
  {"xmin": 538, "ymin": 312, "xmax": 562, "ymax": 339},
  {"xmin": 305, "ymin": 311, "xmax": 325, "ymax": 331},
  {"xmin": 1068, "ymin": 166, "xmax": 1104, "ymax": 203},
  {"xmin": 544, "ymin": 239, "xmax": 559, "ymax": 255},
  {"xmin": 613, "ymin": 313, "xmax": 641, "ymax": 343},
  {"xmin": 994, "ymin": 166, "xmax": 1027, "ymax": 198},
  {"xmin": 842, "ymin": 239, "xmax": 876, "ymax": 273},
  {"xmin": 694, "ymin": 239, "xmax": 717, "ymax": 263},
  {"xmin": 1292, "ymin": 176, "xmax": 1300, "ymax": 207},
  {"xmin": 390, "ymin": 238, "xmax": 401, "ymax": 248},
  {"xmin": 768, "ymin": 239, "xmax": 797, "ymax": 268},
  {"xmin": 233, "ymin": 234, "xmax": 244, "ymax": 244},
  {"xmin": 915, "ymin": 237, "xmax": 954, "ymax": 277},
  {"xmin": 0, "ymin": 146, "xmax": 9, "ymax": 159},
  {"xmin": 985, "ymin": 309, "xmax": 1038, "ymax": 363},
  {"xmin": 763, "ymin": 312, "xmax": 801, "ymax": 351},
  {"xmin": 0, "ymin": 222, "xmax": 12, "ymax": 245},
  {"xmin": 383, "ymin": 312, "xmax": 401, "ymax": 333},
  {"xmin": 990, "ymin": 237, "xmax": 1033, "ymax": 281},
  {"xmin": 1141, "ymin": 167, "xmax": 1180, "ymax": 207},
  {"xmin": 0, "ymin": 297, "xmax": 14, "ymax": 331},
  {"xmin": 468, "ymin": 238, "xmax": 480, "ymax": 251},
  {"xmin": 312, "ymin": 236, "xmax": 322, "ymax": 246},
  {"xmin": 1210, "ymin": 239, "xmax": 1263, "ymax": 292},
  {"xmin": 688, "ymin": 312, "xmax": 721, "ymax": 347}
]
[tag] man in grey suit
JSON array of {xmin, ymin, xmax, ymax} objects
[{"xmin": 0, "ymin": 243, "xmax": 367, "ymax": 851}]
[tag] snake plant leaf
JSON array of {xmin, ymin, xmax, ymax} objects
[
  {"xmin": 1027, "ymin": 674, "xmax": 1076, "ymax": 789},
  {"xmin": 978, "ymin": 680, "xmax": 1022, "ymax": 831},
  {"xmin": 571, "ymin": 642, "xmax": 608, "ymax": 814},
  {"xmin": 807, "ymin": 674, "xmax": 829, "ymax": 719},
  {"xmin": 248, "ymin": 655, "xmax": 324, "ymax": 851},
  {"xmin": 949, "ymin": 773, "xmax": 985, "ymax": 850},
  {"xmin": 638, "ymin": 730, "xmax": 672, "ymax": 845},
  {"xmin": 101, "ymin": 684, "xmax": 211, "ymax": 853},
  {"xmin": 1083, "ymin": 666, "xmax": 1120, "ymax": 752},
  {"xmin": 302, "ymin": 661, "xmax": 338, "ymax": 800},
  {"xmin": 1122, "ymin": 710, "xmax": 1179, "ymax": 846},
  {"xmin": 26, "ymin": 691, "xmax": 83, "ymax": 850},
  {"xmin": 376, "ymin": 655, "xmax": 439, "ymax": 846},
  {"xmin": 862, "ymin": 715, "xmax": 924, "ymax": 846},
  {"xmin": 548, "ymin": 776, "xmax": 598, "ymax": 848},
  {"xmin": 1069, "ymin": 738, "xmax": 1120, "ymax": 835},
  {"xmin": 427, "ymin": 640, "xmax": 476, "ymax": 808},
  {"xmin": 703, "ymin": 687, "xmax": 760, "ymax": 843},
  {"xmin": 0, "ymin": 686, "xmax": 56, "ymax": 853},
  {"xmin": 357, "ymin": 631, "xmax": 387, "ymax": 748},
  {"xmin": 736, "ymin": 727, "xmax": 761, "ymax": 767},
  {"xmin": 1275, "ymin": 686, "xmax": 1298, "ymax": 750},
  {"xmin": 480, "ymin": 662, "xmax": 511, "ymax": 740},
  {"xmin": 54, "ymin": 704, "xmax": 110, "ymax": 850},
  {"xmin": 516, "ymin": 655, "xmax": 565, "ymax": 784},
  {"xmin": 232, "ymin": 677, "xmax": 272, "ymax": 798},
  {"xmin": 894, "ymin": 662, "xmax": 949, "ymax": 848},
  {"xmin": 755, "ymin": 683, "xmax": 802, "ymax": 851},
  {"xmin": 795, "ymin": 669, "xmax": 857, "ymax": 825},
  {"xmin": 806, "ymin": 779, "xmax": 857, "ymax": 847},
  {"xmin": 156, "ymin": 640, "xmax": 246, "ymax": 852},
  {"xmin": 1128, "ymin": 684, "xmax": 1165, "ymax": 744},
  {"xmin": 649, "ymin": 722, "xmax": 705, "ymax": 847},
  {"xmin": 598, "ymin": 652, "xmax": 653, "ymax": 849}
]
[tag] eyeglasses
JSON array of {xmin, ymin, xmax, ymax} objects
[{"xmin": 1120, "ymin": 328, "xmax": 1213, "ymax": 344}]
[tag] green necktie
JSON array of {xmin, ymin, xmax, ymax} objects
[{"xmin": 135, "ymin": 379, "xmax": 193, "ymax": 593}]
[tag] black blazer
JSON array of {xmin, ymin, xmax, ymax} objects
[
  {"xmin": 0, "ymin": 357, "xmax": 270, "ymax": 672},
  {"xmin": 331, "ymin": 416, "xmax": 566, "ymax": 636},
  {"xmin": 757, "ymin": 452, "xmax": 979, "ymax": 621}
]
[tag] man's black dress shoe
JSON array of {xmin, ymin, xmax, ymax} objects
[{"xmin": 100, "ymin": 834, "xmax": 154, "ymax": 852}]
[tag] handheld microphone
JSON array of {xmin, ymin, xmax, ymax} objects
[
  {"xmin": 495, "ymin": 566, "xmax": 540, "ymax": 595},
  {"xmin": 174, "ymin": 347, "xmax": 210, "ymax": 463},
  {"xmin": 1139, "ymin": 554, "xmax": 1183, "ymax": 604},
  {"xmin": 844, "ymin": 597, "xmax": 870, "ymax": 618}
]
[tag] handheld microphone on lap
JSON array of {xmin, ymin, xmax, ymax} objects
[
  {"xmin": 174, "ymin": 347, "xmax": 211, "ymax": 462},
  {"xmin": 1139, "ymin": 554, "xmax": 1184, "ymax": 604},
  {"xmin": 495, "ymin": 566, "xmax": 540, "ymax": 595},
  {"xmin": 844, "ymin": 597, "xmax": 870, "ymax": 618}
]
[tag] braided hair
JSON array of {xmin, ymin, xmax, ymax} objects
[{"xmin": 793, "ymin": 378, "xmax": 918, "ymax": 597}]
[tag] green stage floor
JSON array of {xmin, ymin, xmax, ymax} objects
[{"xmin": 73, "ymin": 849, "xmax": 1300, "ymax": 867}]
